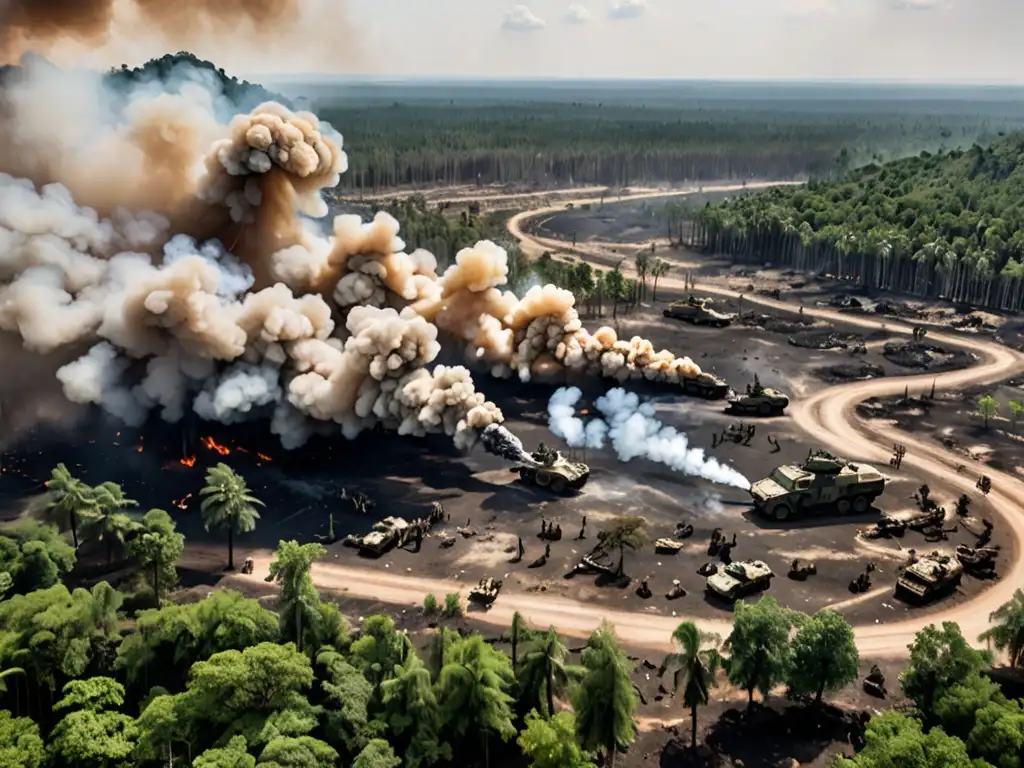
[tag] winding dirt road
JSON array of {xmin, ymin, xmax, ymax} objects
[{"xmin": 231, "ymin": 186, "xmax": 1023, "ymax": 658}]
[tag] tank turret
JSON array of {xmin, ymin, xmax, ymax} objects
[
  {"xmin": 663, "ymin": 297, "xmax": 736, "ymax": 328},
  {"xmin": 727, "ymin": 374, "xmax": 790, "ymax": 416},
  {"xmin": 749, "ymin": 450, "xmax": 886, "ymax": 521},
  {"xmin": 511, "ymin": 444, "xmax": 590, "ymax": 494},
  {"xmin": 705, "ymin": 559, "xmax": 774, "ymax": 601},
  {"xmin": 896, "ymin": 549, "xmax": 963, "ymax": 602}
]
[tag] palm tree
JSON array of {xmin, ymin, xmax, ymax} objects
[
  {"xmin": 0, "ymin": 666, "xmax": 25, "ymax": 716},
  {"xmin": 437, "ymin": 634, "xmax": 516, "ymax": 768},
  {"xmin": 44, "ymin": 464, "xmax": 97, "ymax": 549},
  {"xmin": 980, "ymin": 589, "xmax": 1024, "ymax": 668},
  {"xmin": 650, "ymin": 259, "xmax": 671, "ymax": 302},
  {"xmin": 199, "ymin": 463, "xmax": 263, "ymax": 571},
  {"xmin": 87, "ymin": 482, "xmax": 138, "ymax": 564},
  {"xmin": 598, "ymin": 516, "xmax": 646, "ymax": 578},
  {"xmin": 265, "ymin": 540, "xmax": 325, "ymax": 653},
  {"xmin": 573, "ymin": 623, "xmax": 637, "ymax": 768},
  {"xmin": 507, "ymin": 612, "xmax": 531, "ymax": 669},
  {"xmin": 516, "ymin": 627, "xmax": 583, "ymax": 718},
  {"xmin": 660, "ymin": 621, "xmax": 722, "ymax": 749}
]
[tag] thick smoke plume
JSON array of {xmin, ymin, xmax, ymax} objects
[
  {"xmin": 0, "ymin": 58, "xmax": 721, "ymax": 454},
  {"xmin": 0, "ymin": 0, "xmax": 359, "ymax": 71},
  {"xmin": 547, "ymin": 387, "xmax": 750, "ymax": 489}
]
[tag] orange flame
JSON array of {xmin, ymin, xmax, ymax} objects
[
  {"xmin": 201, "ymin": 436, "xmax": 231, "ymax": 456},
  {"xmin": 136, "ymin": 445, "xmax": 144, "ymax": 453},
  {"xmin": 172, "ymin": 493, "xmax": 194, "ymax": 510},
  {"xmin": 257, "ymin": 452, "xmax": 273, "ymax": 463},
  {"xmin": 180, "ymin": 456, "xmax": 197, "ymax": 468}
]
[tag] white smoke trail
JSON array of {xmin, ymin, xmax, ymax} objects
[{"xmin": 546, "ymin": 386, "xmax": 750, "ymax": 489}]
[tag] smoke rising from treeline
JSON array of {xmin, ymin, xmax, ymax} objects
[{"xmin": 0, "ymin": 56, "xmax": 718, "ymax": 452}]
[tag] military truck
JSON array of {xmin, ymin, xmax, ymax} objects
[
  {"xmin": 896, "ymin": 550, "xmax": 963, "ymax": 602},
  {"xmin": 512, "ymin": 443, "xmax": 590, "ymax": 494},
  {"xmin": 750, "ymin": 450, "xmax": 886, "ymax": 521},
  {"xmin": 727, "ymin": 375, "xmax": 790, "ymax": 417},
  {"xmin": 663, "ymin": 296, "xmax": 736, "ymax": 328},
  {"xmin": 705, "ymin": 559, "xmax": 774, "ymax": 601},
  {"xmin": 681, "ymin": 371, "xmax": 731, "ymax": 400},
  {"xmin": 344, "ymin": 516, "xmax": 411, "ymax": 557}
]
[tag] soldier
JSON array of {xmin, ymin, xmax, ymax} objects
[
  {"xmin": 540, "ymin": 519, "xmax": 548, "ymax": 537},
  {"xmin": 413, "ymin": 524, "xmax": 423, "ymax": 553},
  {"xmin": 576, "ymin": 515, "xmax": 587, "ymax": 540},
  {"xmin": 544, "ymin": 542, "xmax": 551, "ymax": 559}
]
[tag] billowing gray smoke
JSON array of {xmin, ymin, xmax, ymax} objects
[
  {"xmin": 480, "ymin": 423, "xmax": 536, "ymax": 465},
  {"xmin": 0, "ymin": 59, "xmax": 721, "ymax": 454},
  {"xmin": 547, "ymin": 386, "xmax": 751, "ymax": 489}
]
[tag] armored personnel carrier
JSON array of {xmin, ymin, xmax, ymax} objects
[
  {"xmin": 750, "ymin": 450, "xmax": 886, "ymax": 522},
  {"xmin": 512, "ymin": 443, "xmax": 590, "ymax": 494},
  {"xmin": 727, "ymin": 375, "xmax": 790, "ymax": 417},
  {"xmin": 664, "ymin": 296, "xmax": 736, "ymax": 328},
  {"xmin": 343, "ymin": 516, "xmax": 411, "ymax": 557},
  {"xmin": 706, "ymin": 559, "xmax": 774, "ymax": 601},
  {"xmin": 896, "ymin": 550, "xmax": 963, "ymax": 602},
  {"xmin": 682, "ymin": 371, "xmax": 731, "ymax": 400}
]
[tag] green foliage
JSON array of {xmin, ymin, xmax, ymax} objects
[
  {"xmin": 380, "ymin": 652, "xmax": 449, "ymax": 767},
  {"xmin": 193, "ymin": 735, "xmax": 257, "ymax": 768},
  {"xmin": 0, "ymin": 520, "xmax": 76, "ymax": 595},
  {"xmin": 441, "ymin": 592, "xmax": 462, "ymax": 618},
  {"xmin": 42, "ymin": 463, "xmax": 99, "ymax": 549},
  {"xmin": 116, "ymin": 589, "xmax": 280, "ymax": 690},
  {"xmin": 966, "ymin": 700, "xmax": 1024, "ymax": 768},
  {"xmin": 437, "ymin": 633, "xmax": 517, "ymax": 761},
  {"xmin": 85, "ymin": 481, "xmax": 138, "ymax": 564},
  {"xmin": 598, "ymin": 515, "xmax": 646, "ymax": 577},
  {"xmin": 978, "ymin": 395, "xmax": 1000, "ymax": 429},
  {"xmin": 351, "ymin": 738, "xmax": 401, "ymax": 768},
  {"xmin": 517, "ymin": 626, "xmax": 584, "ymax": 718},
  {"xmin": 0, "ymin": 710, "xmax": 44, "ymax": 768},
  {"xmin": 787, "ymin": 609, "xmax": 859, "ymax": 704},
  {"xmin": 257, "ymin": 735, "xmax": 338, "ymax": 767},
  {"xmin": 0, "ymin": 582, "xmax": 122, "ymax": 700},
  {"xmin": 50, "ymin": 677, "xmax": 137, "ymax": 767},
  {"xmin": 836, "ymin": 711, "xmax": 980, "ymax": 768},
  {"xmin": 980, "ymin": 589, "xmax": 1024, "ymax": 668},
  {"xmin": 265, "ymin": 540, "xmax": 348, "ymax": 655},
  {"xmin": 316, "ymin": 648, "xmax": 374, "ymax": 755},
  {"xmin": 349, "ymin": 615, "xmax": 412, "ymax": 709},
  {"xmin": 200, "ymin": 463, "xmax": 264, "ymax": 571},
  {"xmin": 933, "ymin": 672, "xmax": 1006, "ymax": 741},
  {"xmin": 663, "ymin": 621, "xmax": 723, "ymax": 748},
  {"xmin": 517, "ymin": 710, "xmax": 597, "ymax": 768},
  {"xmin": 422, "ymin": 593, "xmax": 439, "ymax": 616},
  {"xmin": 901, "ymin": 622, "xmax": 991, "ymax": 722},
  {"xmin": 128, "ymin": 509, "xmax": 184, "ymax": 606},
  {"xmin": 724, "ymin": 596, "xmax": 800, "ymax": 705},
  {"xmin": 573, "ymin": 622, "xmax": 638, "ymax": 763}
]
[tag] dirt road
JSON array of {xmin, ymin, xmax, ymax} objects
[{"xmin": 230, "ymin": 187, "xmax": 1023, "ymax": 658}]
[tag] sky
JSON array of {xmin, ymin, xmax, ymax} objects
[
  {"xmin": 20, "ymin": 0, "xmax": 1023, "ymax": 83},
  {"xmin": 284, "ymin": 0, "xmax": 1022, "ymax": 82}
]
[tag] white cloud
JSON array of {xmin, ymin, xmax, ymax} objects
[
  {"xmin": 609, "ymin": 0, "xmax": 647, "ymax": 19},
  {"xmin": 889, "ymin": 0, "xmax": 940, "ymax": 8},
  {"xmin": 565, "ymin": 3, "xmax": 592, "ymax": 23},
  {"xmin": 503, "ymin": 4, "xmax": 547, "ymax": 31}
]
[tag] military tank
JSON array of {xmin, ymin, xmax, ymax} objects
[
  {"xmin": 896, "ymin": 550, "xmax": 963, "ymax": 603},
  {"xmin": 512, "ymin": 443, "xmax": 590, "ymax": 494},
  {"xmin": 343, "ymin": 516, "xmax": 411, "ymax": 557},
  {"xmin": 663, "ymin": 296, "xmax": 736, "ymax": 328},
  {"xmin": 705, "ymin": 559, "xmax": 774, "ymax": 601},
  {"xmin": 682, "ymin": 371, "xmax": 731, "ymax": 400},
  {"xmin": 749, "ymin": 450, "xmax": 886, "ymax": 521},
  {"xmin": 727, "ymin": 374, "xmax": 790, "ymax": 417}
]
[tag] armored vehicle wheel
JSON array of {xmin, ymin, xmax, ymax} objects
[
  {"xmin": 663, "ymin": 309, "xmax": 671, "ymax": 317},
  {"xmin": 535, "ymin": 472, "xmax": 550, "ymax": 487},
  {"xmin": 837, "ymin": 499, "xmax": 852, "ymax": 515},
  {"xmin": 550, "ymin": 476, "xmax": 567, "ymax": 494},
  {"xmin": 758, "ymin": 402, "xmax": 772, "ymax": 416},
  {"xmin": 853, "ymin": 495, "xmax": 870, "ymax": 514},
  {"xmin": 772, "ymin": 504, "xmax": 792, "ymax": 521}
]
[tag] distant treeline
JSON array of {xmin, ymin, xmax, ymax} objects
[
  {"xmin": 692, "ymin": 132, "xmax": 1024, "ymax": 312},
  {"xmin": 316, "ymin": 103, "xmax": 1024, "ymax": 191}
]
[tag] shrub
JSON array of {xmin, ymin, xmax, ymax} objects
[
  {"xmin": 423, "ymin": 593, "xmax": 439, "ymax": 616},
  {"xmin": 442, "ymin": 592, "xmax": 463, "ymax": 618}
]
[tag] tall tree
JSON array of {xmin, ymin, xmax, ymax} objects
[
  {"xmin": 650, "ymin": 258, "xmax": 671, "ymax": 301},
  {"xmin": 724, "ymin": 596, "xmax": 800, "ymax": 706},
  {"xmin": 598, "ymin": 516, "xmax": 646, "ymax": 578},
  {"xmin": 903, "ymin": 622, "xmax": 992, "ymax": 722},
  {"xmin": 573, "ymin": 622, "xmax": 638, "ymax": 768},
  {"xmin": 380, "ymin": 653, "xmax": 449, "ymax": 768},
  {"xmin": 128, "ymin": 509, "xmax": 184, "ymax": 608},
  {"xmin": 436, "ymin": 634, "xmax": 517, "ymax": 768},
  {"xmin": 977, "ymin": 394, "xmax": 1000, "ymax": 430},
  {"xmin": 43, "ymin": 463, "xmax": 98, "ymax": 549},
  {"xmin": 835, "ymin": 711, "xmax": 977, "ymax": 768},
  {"xmin": 0, "ymin": 710, "xmax": 44, "ymax": 768},
  {"xmin": 265, "ymin": 540, "xmax": 326, "ymax": 654},
  {"xmin": 48, "ymin": 677, "xmax": 137, "ymax": 767},
  {"xmin": 507, "ymin": 611, "xmax": 532, "ymax": 670},
  {"xmin": 516, "ymin": 626, "xmax": 583, "ymax": 718},
  {"xmin": 661, "ymin": 621, "xmax": 722, "ymax": 748},
  {"xmin": 787, "ymin": 609, "xmax": 859, "ymax": 705},
  {"xmin": 200, "ymin": 463, "xmax": 264, "ymax": 571},
  {"xmin": 86, "ymin": 481, "xmax": 138, "ymax": 564},
  {"xmin": 980, "ymin": 589, "xmax": 1024, "ymax": 668}
]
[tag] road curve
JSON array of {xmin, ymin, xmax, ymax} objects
[{"xmin": 230, "ymin": 187, "xmax": 1023, "ymax": 658}]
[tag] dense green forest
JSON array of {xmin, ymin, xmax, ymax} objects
[
  {"xmin": 691, "ymin": 133, "xmax": 1024, "ymax": 312},
  {"xmin": 318, "ymin": 103, "xmax": 1022, "ymax": 192},
  {"xmin": 2, "ymin": 461, "xmax": 1023, "ymax": 767}
]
